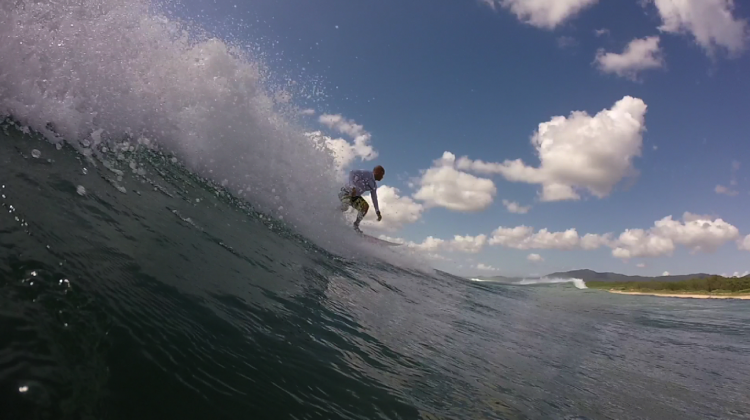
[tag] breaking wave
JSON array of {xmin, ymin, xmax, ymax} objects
[
  {"xmin": 516, "ymin": 278, "xmax": 588, "ymax": 289},
  {"xmin": 0, "ymin": 0, "xmax": 377, "ymax": 256}
]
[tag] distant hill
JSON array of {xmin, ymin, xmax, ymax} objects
[{"xmin": 543, "ymin": 269, "xmax": 713, "ymax": 283}]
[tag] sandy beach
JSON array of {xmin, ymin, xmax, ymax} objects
[{"xmin": 609, "ymin": 290, "xmax": 750, "ymax": 300}]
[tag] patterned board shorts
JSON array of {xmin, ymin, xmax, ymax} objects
[{"xmin": 338, "ymin": 187, "xmax": 368, "ymax": 213}]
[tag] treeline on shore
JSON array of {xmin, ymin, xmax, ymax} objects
[{"xmin": 586, "ymin": 275, "xmax": 750, "ymax": 293}]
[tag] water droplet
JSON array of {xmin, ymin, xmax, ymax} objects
[
  {"xmin": 55, "ymin": 143, "xmax": 63, "ymax": 150},
  {"xmin": 31, "ymin": 149, "xmax": 41, "ymax": 158},
  {"xmin": 19, "ymin": 386, "xmax": 28, "ymax": 393},
  {"xmin": 82, "ymin": 168, "xmax": 88, "ymax": 175},
  {"xmin": 76, "ymin": 185, "xmax": 86, "ymax": 196}
]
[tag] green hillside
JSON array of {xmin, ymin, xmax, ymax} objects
[{"xmin": 587, "ymin": 275, "xmax": 750, "ymax": 294}]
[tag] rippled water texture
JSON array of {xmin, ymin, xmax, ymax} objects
[{"xmin": 2, "ymin": 126, "xmax": 750, "ymax": 420}]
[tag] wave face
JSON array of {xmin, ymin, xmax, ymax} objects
[
  {"xmin": 0, "ymin": 0, "xmax": 354, "ymax": 245},
  {"xmin": 3, "ymin": 2, "xmax": 750, "ymax": 420}
]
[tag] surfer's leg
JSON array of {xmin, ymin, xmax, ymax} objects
[
  {"xmin": 338, "ymin": 187, "xmax": 353, "ymax": 212},
  {"xmin": 352, "ymin": 197, "xmax": 368, "ymax": 231}
]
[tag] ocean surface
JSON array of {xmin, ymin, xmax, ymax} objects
[{"xmin": 2, "ymin": 1, "xmax": 750, "ymax": 419}]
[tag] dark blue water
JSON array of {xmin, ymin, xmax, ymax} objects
[{"xmin": 2, "ymin": 125, "xmax": 750, "ymax": 420}]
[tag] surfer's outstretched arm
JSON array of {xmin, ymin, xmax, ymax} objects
[{"xmin": 371, "ymin": 188, "xmax": 381, "ymax": 221}]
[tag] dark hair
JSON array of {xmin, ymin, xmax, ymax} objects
[{"xmin": 374, "ymin": 165, "xmax": 385, "ymax": 174}]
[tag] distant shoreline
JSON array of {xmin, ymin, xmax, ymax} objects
[{"xmin": 608, "ymin": 290, "xmax": 750, "ymax": 300}]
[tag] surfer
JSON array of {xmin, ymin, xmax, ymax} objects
[{"xmin": 339, "ymin": 165, "xmax": 384, "ymax": 233}]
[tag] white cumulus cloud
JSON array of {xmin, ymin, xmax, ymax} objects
[
  {"xmin": 730, "ymin": 160, "xmax": 740, "ymax": 185},
  {"xmin": 489, "ymin": 226, "xmax": 610, "ymax": 250},
  {"xmin": 448, "ymin": 234, "xmax": 488, "ymax": 253},
  {"xmin": 655, "ymin": 212, "xmax": 740, "ymax": 253},
  {"xmin": 380, "ymin": 232, "xmax": 489, "ymax": 255},
  {"xmin": 581, "ymin": 233, "xmax": 614, "ymax": 250},
  {"xmin": 649, "ymin": 0, "xmax": 749, "ymax": 56},
  {"xmin": 485, "ymin": 212, "xmax": 739, "ymax": 259},
  {"xmin": 739, "ymin": 235, "xmax": 750, "ymax": 251},
  {"xmin": 715, "ymin": 184, "xmax": 739, "ymax": 196},
  {"xmin": 482, "ymin": 0, "xmax": 599, "ymax": 30},
  {"xmin": 305, "ymin": 114, "xmax": 379, "ymax": 172},
  {"xmin": 411, "ymin": 236, "xmax": 447, "ymax": 252},
  {"xmin": 306, "ymin": 131, "xmax": 358, "ymax": 170},
  {"xmin": 379, "ymin": 235, "xmax": 446, "ymax": 252},
  {"xmin": 377, "ymin": 235, "xmax": 450, "ymax": 261},
  {"xmin": 611, "ymin": 212, "xmax": 740, "ymax": 258},
  {"xmin": 527, "ymin": 253, "xmax": 544, "ymax": 262},
  {"xmin": 455, "ymin": 96, "xmax": 648, "ymax": 202},
  {"xmin": 502, "ymin": 199, "xmax": 531, "ymax": 214},
  {"xmin": 361, "ymin": 186, "xmax": 424, "ymax": 231},
  {"xmin": 413, "ymin": 152, "xmax": 497, "ymax": 212},
  {"xmin": 611, "ymin": 228, "xmax": 675, "ymax": 259},
  {"xmin": 319, "ymin": 113, "xmax": 378, "ymax": 160},
  {"xmin": 595, "ymin": 36, "xmax": 665, "ymax": 80},
  {"xmin": 476, "ymin": 263, "xmax": 499, "ymax": 271}
]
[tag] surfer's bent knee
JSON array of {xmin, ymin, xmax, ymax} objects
[{"xmin": 354, "ymin": 197, "xmax": 368, "ymax": 214}]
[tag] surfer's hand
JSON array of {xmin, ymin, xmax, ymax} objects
[{"xmin": 376, "ymin": 211, "xmax": 382, "ymax": 222}]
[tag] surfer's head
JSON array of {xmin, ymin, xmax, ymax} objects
[{"xmin": 373, "ymin": 165, "xmax": 385, "ymax": 181}]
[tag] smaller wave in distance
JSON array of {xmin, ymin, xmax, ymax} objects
[{"xmin": 470, "ymin": 277, "xmax": 587, "ymax": 290}]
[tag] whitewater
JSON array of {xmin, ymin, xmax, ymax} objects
[
  {"xmin": 471, "ymin": 277, "xmax": 588, "ymax": 289},
  {"xmin": 0, "ymin": 0, "xmax": 404, "ymax": 260},
  {"xmin": 2, "ymin": 1, "xmax": 750, "ymax": 419}
]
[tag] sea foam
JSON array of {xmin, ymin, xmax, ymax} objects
[{"xmin": 0, "ymin": 0, "xmax": 377, "ymax": 250}]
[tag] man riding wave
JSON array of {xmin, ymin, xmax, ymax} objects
[{"xmin": 339, "ymin": 165, "xmax": 384, "ymax": 233}]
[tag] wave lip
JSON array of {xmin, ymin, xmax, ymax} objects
[{"xmin": 0, "ymin": 0, "xmax": 348, "ymax": 240}]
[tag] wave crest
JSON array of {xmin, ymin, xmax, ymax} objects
[{"xmin": 0, "ymin": 0, "xmax": 345, "ymax": 236}]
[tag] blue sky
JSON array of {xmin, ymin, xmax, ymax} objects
[{"xmin": 180, "ymin": 0, "xmax": 750, "ymax": 277}]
